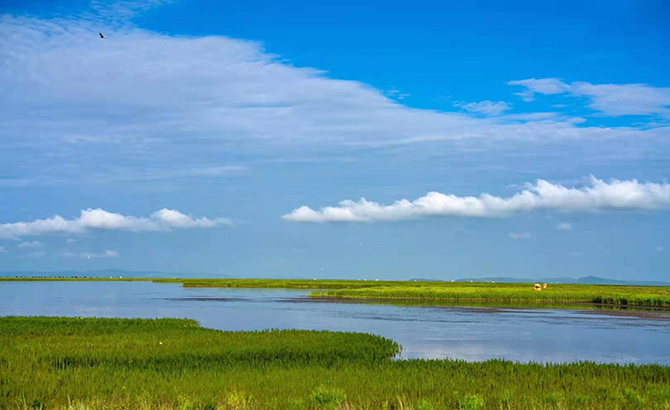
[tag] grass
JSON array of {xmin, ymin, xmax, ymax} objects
[
  {"xmin": 2, "ymin": 316, "xmax": 670, "ymax": 409},
  {"xmin": 3, "ymin": 277, "xmax": 670, "ymax": 308},
  {"xmin": 310, "ymin": 283, "xmax": 670, "ymax": 308}
]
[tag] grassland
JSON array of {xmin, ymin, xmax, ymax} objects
[
  {"xmin": 2, "ymin": 316, "xmax": 670, "ymax": 410},
  {"xmin": 3, "ymin": 277, "xmax": 670, "ymax": 308}
]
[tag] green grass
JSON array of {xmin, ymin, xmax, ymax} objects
[
  {"xmin": 2, "ymin": 317, "xmax": 670, "ymax": 409},
  {"xmin": 310, "ymin": 283, "xmax": 670, "ymax": 308}
]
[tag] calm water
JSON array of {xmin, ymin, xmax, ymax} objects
[{"xmin": 2, "ymin": 281, "xmax": 670, "ymax": 364}]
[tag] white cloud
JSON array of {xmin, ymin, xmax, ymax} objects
[
  {"xmin": 0, "ymin": 8, "xmax": 667, "ymax": 182},
  {"xmin": 571, "ymin": 82, "xmax": 670, "ymax": 117},
  {"xmin": 386, "ymin": 89, "xmax": 411, "ymax": 100},
  {"xmin": 507, "ymin": 78, "xmax": 572, "ymax": 101},
  {"xmin": 80, "ymin": 250, "xmax": 120, "ymax": 259},
  {"xmin": 657, "ymin": 246, "xmax": 665, "ymax": 253},
  {"xmin": 0, "ymin": 208, "xmax": 230, "ymax": 239},
  {"xmin": 456, "ymin": 100, "xmax": 511, "ymax": 116},
  {"xmin": 283, "ymin": 176, "xmax": 670, "ymax": 222},
  {"xmin": 0, "ymin": 246, "xmax": 6, "ymax": 253},
  {"xmin": 89, "ymin": 0, "xmax": 171, "ymax": 22},
  {"xmin": 17, "ymin": 241, "xmax": 44, "ymax": 249},
  {"xmin": 509, "ymin": 78, "xmax": 670, "ymax": 117},
  {"xmin": 556, "ymin": 222, "xmax": 573, "ymax": 231},
  {"xmin": 509, "ymin": 232, "xmax": 531, "ymax": 240}
]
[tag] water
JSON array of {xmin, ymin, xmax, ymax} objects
[{"xmin": 2, "ymin": 280, "xmax": 670, "ymax": 364}]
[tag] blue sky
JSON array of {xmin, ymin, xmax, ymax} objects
[{"xmin": 0, "ymin": 0, "xmax": 669, "ymax": 280}]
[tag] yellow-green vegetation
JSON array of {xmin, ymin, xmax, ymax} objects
[
  {"xmin": 2, "ymin": 317, "xmax": 670, "ymax": 409},
  {"xmin": 310, "ymin": 282, "xmax": 670, "ymax": 308}
]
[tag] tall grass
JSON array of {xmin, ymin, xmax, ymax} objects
[{"xmin": 2, "ymin": 317, "xmax": 670, "ymax": 409}]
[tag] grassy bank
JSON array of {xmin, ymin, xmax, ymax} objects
[
  {"xmin": 2, "ymin": 317, "xmax": 670, "ymax": 409},
  {"xmin": 310, "ymin": 283, "xmax": 670, "ymax": 308}
]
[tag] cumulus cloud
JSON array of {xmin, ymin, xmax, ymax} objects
[
  {"xmin": 17, "ymin": 240, "xmax": 44, "ymax": 249},
  {"xmin": 283, "ymin": 176, "xmax": 670, "ymax": 222},
  {"xmin": 456, "ymin": 100, "xmax": 511, "ymax": 116},
  {"xmin": 508, "ymin": 78, "xmax": 670, "ymax": 117},
  {"xmin": 556, "ymin": 222, "xmax": 573, "ymax": 231},
  {"xmin": 0, "ymin": 209, "xmax": 229, "ymax": 239},
  {"xmin": 509, "ymin": 232, "xmax": 531, "ymax": 240}
]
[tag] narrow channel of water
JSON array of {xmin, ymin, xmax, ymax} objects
[{"xmin": 2, "ymin": 281, "xmax": 669, "ymax": 364}]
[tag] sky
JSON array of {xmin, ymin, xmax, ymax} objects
[{"xmin": 0, "ymin": 0, "xmax": 669, "ymax": 280}]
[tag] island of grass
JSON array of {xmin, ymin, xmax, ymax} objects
[
  {"xmin": 2, "ymin": 316, "xmax": 670, "ymax": 409},
  {"xmin": 3, "ymin": 277, "xmax": 670, "ymax": 308},
  {"xmin": 308, "ymin": 283, "xmax": 670, "ymax": 308}
]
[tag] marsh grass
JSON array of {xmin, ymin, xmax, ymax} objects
[
  {"xmin": 2, "ymin": 317, "xmax": 670, "ymax": 409},
  {"xmin": 310, "ymin": 283, "xmax": 670, "ymax": 308}
]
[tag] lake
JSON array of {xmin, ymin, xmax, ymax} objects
[{"xmin": 2, "ymin": 280, "xmax": 669, "ymax": 364}]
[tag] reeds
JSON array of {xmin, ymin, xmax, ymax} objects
[{"xmin": 2, "ymin": 316, "xmax": 670, "ymax": 409}]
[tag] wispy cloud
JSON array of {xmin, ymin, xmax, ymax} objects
[
  {"xmin": 456, "ymin": 100, "xmax": 511, "ymax": 116},
  {"xmin": 0, "ymin": 9, "xmax": 667, "ymax": 185},
  {"xmin": 556, "ymin": 222, "xmax": 573, "ymax": 231},
  {"xmin": 0, "ymin": 246, "xmax": 6, "ymax": 253},
  {"xmin": 283, "ymin": 176, "xmax": 670, "ymax": 222},
  {"xmin": 0, "ymin": 209, "xmax": 230, "ymax": 239},
  {"xmin": 17, "ymin": 241, "xmax": 44, "ymax": 249},
  {"xmin": 657, "ymin": 246, "xmax": 665, "ymax": 253},
  {"xmin": 507, "ymin": 78, "xmax": 572, "ymax": 101},
  {"xmin": 385, "ymin": 89, "xmax": 411, "ymax": 100},
  {"xmin": 509, "ymin": 232, "xmax": 531, "ymax": 240},
  {"xmin": 509, "ymin": 78, "xmax": 670, "ymax": 117}
]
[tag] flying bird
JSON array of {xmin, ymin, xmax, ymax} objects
[{"xmin": 99, "ymin": 32, "xmax": 105, "ymax": 39}]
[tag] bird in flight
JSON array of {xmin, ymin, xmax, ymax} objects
[{"xmin": 99, "ymin": 32, "xmax": 105, "ymax": 39}]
